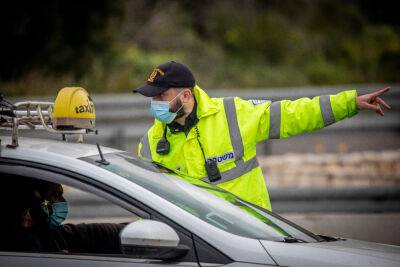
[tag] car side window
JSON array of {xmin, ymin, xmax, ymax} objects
[
  {"xmin": 64, "ymin": 185, "xmax": 136, "ymax": 224},
  {"xmin": 0, "ymin": 161, "xmax": 224, "ymax": 264},
  {"xmin": 0, "ymin": 174, "xmax": 139, "ymax": 255}
]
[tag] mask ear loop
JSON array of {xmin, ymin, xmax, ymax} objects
[
  {"xmin": 170, "ymin": 90, "xmax": 184, "ymax": 103},
  {"xmin": 175, "ymin": 102, "xmax": 185, "ymax": 114},
  {"xmin": 170, "ymin": 91, "xmax": 185, "ymax": 114},
  {"xmin": 156, "ymin": 125, "xmax": 170, "ymax": 155},
  {"xmin": 155, "ymin": 90, "xmax": 188, "ymax": 154}
]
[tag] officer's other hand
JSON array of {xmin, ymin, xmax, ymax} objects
[{"xmin": 356, "ymin": 87, "xmax": 391, "ymax": 116}]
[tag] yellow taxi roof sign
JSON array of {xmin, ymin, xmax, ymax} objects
[{"xmin": 52, "ymin": 87, "xmax": 96, "ymax": 130}]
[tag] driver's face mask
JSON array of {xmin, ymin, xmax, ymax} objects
[
  {"xmin": 150, "ymin": 91, "xmax": 184, "ymax": 123},
  {"xmin": 42, "ymin": 201, "xmax": 69, "ymax": 227}
]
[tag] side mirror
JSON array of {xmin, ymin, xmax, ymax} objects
[{"xmin": 120, "ymin": 219, "xmax": 189, "ymax": 260}]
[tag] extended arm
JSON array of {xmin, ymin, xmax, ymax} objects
[
  {"xmin": 61, "ymin": 223, "xmax": 125, "ymax": 254},
  {"xmin": 265, "ymin": 87, "xmax": 390, "ymax": 140}
]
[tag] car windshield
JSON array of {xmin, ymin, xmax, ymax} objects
[{"xmin": 81, "ymin": 152, "xmax": 321, "ymax": 242}]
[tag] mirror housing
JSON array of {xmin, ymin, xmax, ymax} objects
[{"xmin": 120, "ymin": 219, "xmax": 189, "ymax": 260}]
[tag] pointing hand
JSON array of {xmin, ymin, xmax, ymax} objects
[{"xmin": 356, "ymin": 87, "xmax": 391, "ymax": 116}]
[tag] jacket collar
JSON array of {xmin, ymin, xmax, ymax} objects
[{"xmin": 193, "ymin": 85, "xmax": 220, "ymax": 119}]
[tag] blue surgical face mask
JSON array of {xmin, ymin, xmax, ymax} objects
[
  {"xmin": 150, "ymin": 92, "xmax": 184, "ymax": 123},
  {"xmin": 49, "ymin": 202, "xmax": 68, "ymax": 227}
]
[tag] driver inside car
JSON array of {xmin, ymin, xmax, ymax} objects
[{"xmin": 1, "ymin": 178, "xmax": 125, "ymax": 254}]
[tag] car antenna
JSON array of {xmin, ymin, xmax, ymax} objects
[{"xmin": 96, "ymin": 143, "xmax": 110, "ymax": 165}]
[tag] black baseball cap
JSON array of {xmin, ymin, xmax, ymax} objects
[{"xmin": 133, "ymin": 61, "xmax": 195, "ymax": 97}]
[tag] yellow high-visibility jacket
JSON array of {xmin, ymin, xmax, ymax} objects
[{"xmin": 139, "ymin": 85, "xmax": 358, "ymax": 210}]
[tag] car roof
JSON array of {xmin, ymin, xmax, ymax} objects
[{"xmin": 0, "ymin": 136, "xmax": 122, "ymax": 159}]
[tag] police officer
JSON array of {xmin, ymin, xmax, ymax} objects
[{"xmin": 134, "ymin": 61, "xmax": 391, "ymax": 211}]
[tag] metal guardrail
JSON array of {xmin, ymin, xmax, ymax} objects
[
  {"xmin": 4, "ymin": 84, "xmax": 400, "ymax": 152},
  {"xmin": 85, "ymin": 84, "xmax": 400, "ymax": 150},
  {"xmin": 3, "ymin": 85, "xmax": 399, "ymax": 215},
  {"xmin": 269, "ymin": 187, "xmax": 400, "ymax": 213}
]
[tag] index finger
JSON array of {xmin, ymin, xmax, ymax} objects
[{"xmin": 373, "ymin": 87, "xmax": 390, "ymax": 97}]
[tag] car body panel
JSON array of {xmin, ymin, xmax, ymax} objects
[
  {"xmin": 261, "ymin": 239, "xmax": 400, "ymax": 267},
  {"xmin": 0, "ymin": 136, "xmax": 121, "ymax": 158},
  {"xmin": 1, "ymin": 136, "xmax": 400, "ymax": 267},
  {"xmin": 0, "ymin": 252, "xmax": 198, "ymax": 267},
  {"xmin": 0, "ymin": 137, "xmax": 276, "ymax": 265}
]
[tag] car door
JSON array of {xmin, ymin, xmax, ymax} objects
[
  {"xmin": 0, "ymin": 252, "xmax": 194, "ymax": 267},
  {"xmin": 0, "ymin": 158, "xmax": 204, "ymax": 267}
]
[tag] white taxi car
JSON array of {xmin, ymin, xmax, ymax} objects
[{"xmin": 0, "ymin": 88, "xmax": 399, "ymax": 266}]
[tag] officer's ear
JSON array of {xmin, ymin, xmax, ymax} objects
[{"xmin": 181, "ymin": 88, "xmax": 193, "ymax": 102}]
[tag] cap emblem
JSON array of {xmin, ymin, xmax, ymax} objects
[{"xmin": 147, "ymin": 68, "xmax": 165, "ymax": 83}]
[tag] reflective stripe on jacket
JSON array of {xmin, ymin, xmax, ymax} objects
[{"xmin": 138, "ymin": 85, "xmax": 358, "ymax": 210}]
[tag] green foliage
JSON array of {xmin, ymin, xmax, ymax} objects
[
  {"xmin": 0, "ymin": 0, "xmax": 123, "ymax": 81},
  {"xmin": 1, "ymin": 0, "xmax": 399, "ymax": 96}
]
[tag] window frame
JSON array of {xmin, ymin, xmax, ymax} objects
[{"xmin": 0, "ymin": 158, "xmax": 231, "ymax": 264}]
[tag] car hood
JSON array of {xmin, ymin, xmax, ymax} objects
[{"xmin": 261, "ymin": 239, "xmax": 400, "ymax": 267}]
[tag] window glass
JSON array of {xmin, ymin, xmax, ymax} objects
[
  {"xmin": 82, "ymin": 152, "xmax": 321, "ymax": 242},
  {"xmin": 0, "ymin": 175, "xmax": 136, "ymax": 254},
  {"xmin": 63, "ymin": 185, "xmax": 136, "ymax": 224}
]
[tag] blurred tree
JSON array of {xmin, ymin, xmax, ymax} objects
[
  {"xmin": 1, "ymin": 0, "xmax": 399, "ymax": 95},
  {"xmin": 0, "ymin": 0, "xmax": 123, "ymax": 81}
]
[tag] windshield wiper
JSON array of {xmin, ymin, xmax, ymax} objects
[
  {"xmin": 317, "ymin": 234, "xmax": 344, "ymax": 242},
  {"xmin": 282, "ymin": 236, "xmax": 306, "ymax": 243}
]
